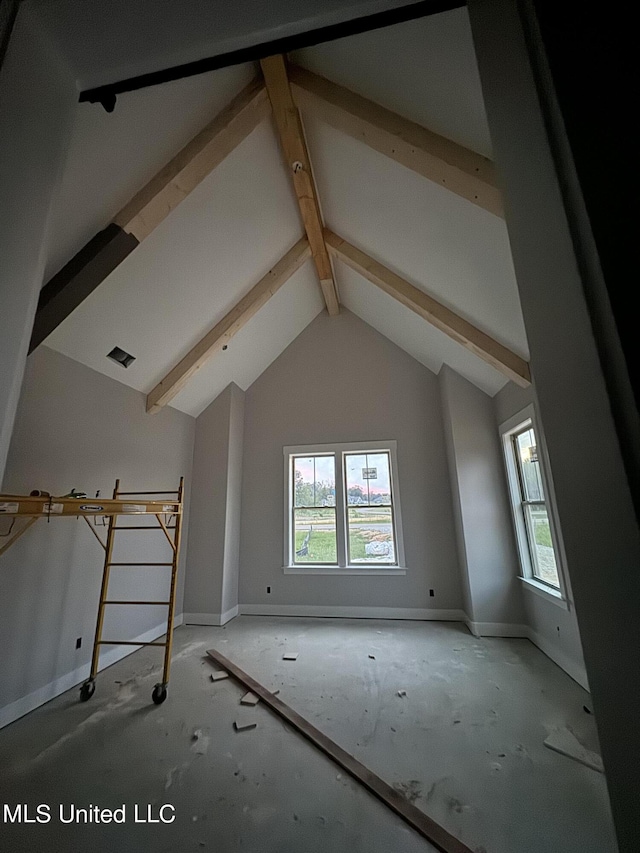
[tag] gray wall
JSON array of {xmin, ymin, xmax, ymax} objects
[
  {"xmin": 0, "ymin": 347, "xmax": 194, "ymax": 726},
  {"xmin": 0, "ymin": 6, "xmax": 75, "ymax": 479},
  {"xmin": 469, "ymin": 1, "xmax": 640, "ymax": 845},
  {"xmin": 183, "ymin": 382, "xmax": 244, "ymax": 623},
  {"xmin": 221, "ymin": 384, "xmax": 245, "ymax": 616},
  {"xmin": 239, "ymin": 309, "xmax": 463, "ymax": 613},
  {"xmin": 494, "ymin": 381, "xmax": 587, "ymax": 685},
  {"xmin": 439, "ymin": 366, "xmax": 524, "ymax": 628}
]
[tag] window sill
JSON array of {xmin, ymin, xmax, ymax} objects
[
  {"xmin": 519, "ymin": 576, "xmax": 568, "ymax": 609},
  {"xmin": 283, "ymin": 566, "xmax": 407, "ymax": 576}
]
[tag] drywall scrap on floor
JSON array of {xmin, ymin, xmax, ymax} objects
[
  {"xmin": 206, "ymin": 648, "xmax": 474, "ymax": 853},
  {"xmin": 210, "ymin": 670, "xmax": 229, "ymax": 681},
  {"xmin": 544, "ymin": 727, "xmax": 604, "ymax": 773}
]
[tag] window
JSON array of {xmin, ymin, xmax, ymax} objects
[
  {"xmin": 284, "ymin": 442, "xmax": 405, "ymax": 574},
  {"xmin": 501, "ymin": 407, "xmax": 565, "ymax": 598}
]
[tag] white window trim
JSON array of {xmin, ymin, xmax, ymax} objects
[
  {"xmin": 500, "ymin": 405, "xmax": 570, "ymax": 609},
  {"xmin": 283, "ymin": 440, "xmax": 407, "ymax": 575}
]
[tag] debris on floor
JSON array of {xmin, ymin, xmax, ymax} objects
[
  {"xmin": 240, "ymin": 691, "xmax": 260, "ymax": 706},
  {"xmin": 393, "ymin": 780, "xmax": 422, "ymax": 803},
  {"xmin": 210, "ymin": 670, "xmax": 229, "ymax": 681},
  {"xmin": 234, "ymin": 719, "xmax": 258, "ymax": 732},
  {"xmin": 397, "ymin": 689, "xmax": 407, "ymax": 697},
  {"xmin": 283, "ymin": 652, "xmax": 299, "ymax": 660},
  {"xmin": 544, "ymin": 727, "xmax": 604, "ymax": 773},
  {"xmin": 191, "ymin": 729, "xmax": 210, "ymax": 754},
  {"xmin": 368, "ymin": 654, "xmax": 376, "ymax": 659}
]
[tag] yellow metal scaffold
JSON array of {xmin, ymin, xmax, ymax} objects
[{"xmin": 0, "ymin": 478, "xmax": 184, "ymax": 705}]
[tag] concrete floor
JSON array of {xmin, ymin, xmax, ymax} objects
[{"xmin": 0, "ymin": 617, "xmax": 616, "ymax": 853}]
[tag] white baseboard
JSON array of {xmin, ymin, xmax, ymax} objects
[
  {"xmin": 183, "ymin": 606, "xmax": 239, "ymax": 627},
  {"xmin": 0, "ymin": 615, "xmax": 183, "ymax": 731},
  {"xmin": 239, "ymin": 604, "xmax": 467, "ymax": 621},
  {"xmin": 527, "ymin": 627, "xmax": 589, "ymax": 691},
  {"xmin": 465, "ymin": 620, "xmax": 529, "ymax": 638},
  {"xmin": 464, "ymin": 617, "xmax": 589, "ymax": 691}
]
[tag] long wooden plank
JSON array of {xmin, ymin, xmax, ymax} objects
[
  {"xmin": 206, "ymin": 648, "xmax": 473, "ymax": 853},
  {"xmin": 325, "ymin": 230, "xmax": 531, "ymax": 387},
  {"xmin": 146, "ymin": 237, "xmax": 311, "ymax": 413},
  {"xmin": 29, "ymin": 79, "xmax": 270, "ymax": 352},
  {"xmin": 260, "ymin": 55, "xmax": 339, "ymax": 316},
  {"xmin": 115, "ymin": 77, "xmax": 270, "ymax": 241},
  {"xmin": 289, "ymin": 64, "xmax": 503, "ymax": 218}
]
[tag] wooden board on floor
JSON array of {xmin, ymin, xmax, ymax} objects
[{"xmin": 206, "ymin": 648, "xmax": 473, "ymax": 853}]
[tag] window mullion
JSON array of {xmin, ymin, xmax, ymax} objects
[{"xmin": 335, "ymin": 453, "xmax": 347, "ymax": 567}]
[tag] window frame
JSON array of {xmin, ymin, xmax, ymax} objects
[
  {"xmin": 500, "ymin": 405, "xmax": 569, "ymax": 608},
  {"xmin": 283, "ymin": 441, "xmax": 406, "ymax": 575}
]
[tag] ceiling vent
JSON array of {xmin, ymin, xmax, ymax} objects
[{"xmin": 107, "ymin": 346, "xmax": 136, "ymax": 368}]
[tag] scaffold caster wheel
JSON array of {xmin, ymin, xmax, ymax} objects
[
  {"xmin": 80, "ymin": 679, "xmax": 95, "ymax": 702},
  {"xmin": 152, "ymin": 684, "xmax": 167, "ymax": 705}
]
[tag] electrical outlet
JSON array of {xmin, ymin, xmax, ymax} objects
[
  {"xmin": 429, "ymin": 589, "xmax": 435, "ymax": 597},
  {"xmin": 76, "ymin": 637, "xmax": 82, "ymax": 649}
]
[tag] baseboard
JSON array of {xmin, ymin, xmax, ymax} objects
[
  {"xmin": 465, "ymin": 619, "xmax": 529, "ymax": 638},
  {"xmin": 463, "ymin": 617, "xmax": 589, "ymax": 690},
  {"xmin": 0, "ymin": 615, "xmax": 183, "ymax": 731},
  {"xmin": 239, "ymin": 604, "xmax": 467, "ymax": 621},
  {"xmin": 183, "ymin": 606, "xmax": 239, "ymax": 627},
  {"xmin": 527, "ymin": 627, "xmax": 589, "ymax": 691}
]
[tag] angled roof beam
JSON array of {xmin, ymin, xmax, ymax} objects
[
  {"xmin": 324, "ymin": 230, "xmax": 531, "ymax": 387},
  {"xmin": 260, "ymin": 55, "xmax": 340, "ymax": 316},
  {"xmin": 146, "ymin": 236, "xmax": 311, "ymax": 413},
  {"xmin": 29, "ymin": 77, "xmax": 270, "ymax": 353},
  {"xmin": 289, "ymin": 64, "xmax": 503, "ymax": 218}
]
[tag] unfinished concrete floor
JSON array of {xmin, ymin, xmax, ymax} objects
[{"xmin": 0, "ymin": 618, "xmax": 616, "ymax": 852}]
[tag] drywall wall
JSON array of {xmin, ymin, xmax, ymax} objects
[
  {"xmin": 0, "ymin": 5, "xmax": 75, "ymax": 481},
  {"xmin": 439, "ymin": 366, "xmax": 524, "ymax": 631},
  {"xmin": 239, "ymin": 308, "xmax": 463, "ymax": 615},
  {"xmin": 0, "ymin": 347, "xmax": 194, "ymax": 726},
  {"xmin": 469, "ymin": 1, "xmax": 640, "ymax": 846},
  {"xmin": 494, "ymin": 381, "xmax": 587, "ymax": 685},
  {"xmin": 221, "ymin": 384, "xmax": 245, "ymax": 617},
  {"xmin": 183, "ymin": 383, "xmax": 244, "ymax": 624}
]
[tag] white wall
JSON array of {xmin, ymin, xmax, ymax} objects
[
  {"xmin": 469, "ymin": 1, "xmax": 640, "ymax": 846},
  {"xmin": 183, "ymin": 383, "xmax": 244, "ymax": 625},
  {"xmin": 494, "ymin": 381, "xmax": 587, "ymax": 686},
  {"xmin": 439, "ymin": 366, "xmax": 524, "ymax": 633},
  {"xmin": 0, "ymin": 347, "xmax": 194, "ymax": 727},
  {"xmin": 0, "ymin": 5, "xmax": 76, "ymax": 480},
  {"xmin": 238, "ymin": 308, "xmax": 463, "ymax": 617}
]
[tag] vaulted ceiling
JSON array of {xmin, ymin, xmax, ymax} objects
[{"xmin": 38, "ymin": 6, "xmax": 529, "ymax": 417}]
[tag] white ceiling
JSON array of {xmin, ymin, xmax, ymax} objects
[
  {"xmin": 29, "ymin": 0, "xmax": 428, "ymax": 90},
  {"xmin": 41, "ymin": 7, "xmax": 528, "ymax": 416},
  {"xmin": 292, "ymin": 8, "xmax": 492, "ymax": 157}
]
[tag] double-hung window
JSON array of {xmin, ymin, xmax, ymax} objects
[
  {"xmin": 284, "ymin": 442, "xmax": 405, "ymax": 574},
  {"xmin": 501, "ymin": 406, "xmax": 566, "ymax": 601}
]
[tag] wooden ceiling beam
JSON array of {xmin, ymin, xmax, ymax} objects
[
  {"xmin": 29, "ymin": 77, "xmax": 270, "ymax": 353},
  {"xmin": 260, "ymin": 55, "xmax": 340, "ymax": 316},
  {"xmin": 115, "ymin": 77, "xmax": 270, "ymax": 241},
  {"xmin": 324, "ymin": 230, "xmax": 530, "ymax": 387},
  {"xmin": 146, "ymin": 236, "xmax": 311, "ymax": 413},
  {"xmin": 289, "ymin": 64, "xmax": 503, "ymax": 218}
]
